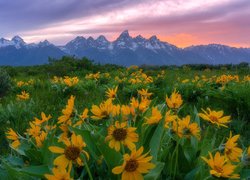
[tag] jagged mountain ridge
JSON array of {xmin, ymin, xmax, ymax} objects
[{"xmin": 0, "ymin": 31, "xmax": 250, "ymax": 66}]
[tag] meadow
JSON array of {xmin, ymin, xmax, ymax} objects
[{"xmin": 0, "ymin": 57, "xmax": 249, "ymax": 179}]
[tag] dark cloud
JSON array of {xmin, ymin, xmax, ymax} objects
[
  {"xmin": 0, "ymin": 0, "xmax": 249, "ymax": 47},
  {"xmin": 0, "ymin": 0, "xmax": 146, "ymax": 36}
]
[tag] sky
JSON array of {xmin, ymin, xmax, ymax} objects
[{"xmin": 0, "ymin": 0, "xmax": 249, "ymax": 48}]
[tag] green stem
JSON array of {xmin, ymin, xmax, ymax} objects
[
  {"xmin": 83, "ymin": 155, "xmax": 93, "ymax": 180},
  {"xmin": 121, "ymin": 144, "xmax": 125, "ymax": 155},
  {"xmin": 173, "ymin": 140, "xmax": 180, "ymax": 179}
]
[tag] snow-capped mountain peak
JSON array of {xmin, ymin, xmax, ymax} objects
[
  {"xmin": 73, "ymin": 36, "xmax": 86, "ymax": 42},
  {"xmin": 38, "ymin": 40, "xmax": 53, "ymax": 47},
  {"xmin": 0, "ymin": 36, "xmax": 27, "ymax": 48},
  {"xmin": 96, "ymin": 35, "xmax": 110, "ymax": 49},
  {"xmin": 116, "ymin": 30, "xmax": 132, "ymax": 41},
  {"xmin": 97, "ymin": 35, "xmax": 108, "ymax": 42},
  {"xmin": 1, "ymin": 30, "xmax": 249, "ymax": 66},
  {"xmin": 12, "ymin": 36, "xmax": 25, "ymax": 44},
  {"xmin": 0, "ymin": 38, "xmax": 13, "ymax": 47}
]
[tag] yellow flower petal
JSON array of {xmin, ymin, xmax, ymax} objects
[{"xmin": 49, "ymin": 146, "xmax": 64, "ymax": 154}]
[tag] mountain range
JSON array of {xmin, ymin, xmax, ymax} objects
[{"xmin": 0, "ymin": 30, "xmax": 250, "ymax": 66}]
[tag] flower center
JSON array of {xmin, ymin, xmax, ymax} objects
[
  {"xmin": 225, "ymin": 148, "xmax": 232, "ymax": 155},
  {"xmin": 64, "ymin": 146, "xmax": 81, "ymax": 161},
  {"xmin": 70, "ymin": 111, "xmax": 76, "ymax": 118},
  {"xmin": 172, "ymin": 102, "xmax": 177, "ymax": 108},
  {"xmin": 183, "ymin": 128, "xmax": 191, "ymax": 135},
  {"xmin": 101, "ymin": 110, "xmax": 109, "ymax": 117},
  {"xmin": 125, "ymin": 159, "xmax": 139, "ymax": 172},
  {"xmin": 112, "ymin": 128, "xmax": 127, "ymax": 141},
  {"xmin": 214, "ymin": 165, "xmax": 223, "ymax": 173},
  {"xmin": 209, "ymin": 115, "xmax": 218, "ymax": 122}
]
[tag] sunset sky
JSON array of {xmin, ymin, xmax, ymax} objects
[{"xmin": 0, "ymin": 0, "xmax": 249, "ymax": 48}]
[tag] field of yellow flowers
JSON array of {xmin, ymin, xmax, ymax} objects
[{"xmin": 0, "ymin": 64, "xmax": 250, "ymax": 179}]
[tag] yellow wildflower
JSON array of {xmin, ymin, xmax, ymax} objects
[
  {"xmin": 105, "ymin": 121, "xmax": 138, "ymax": 151},
  {"xmin": 44, "ymin": 167, "xmax": 72, "ymax": 180},
  {"xmin": 166, "ymin": 89, "xmax": 183, "ymax": 109},
  {"xmin": 199, "ymin": 108, "xmax": 231, "ymax": 128},
  {"xmin": 6, "ymin": 128, "xmax": 21, "ymax": 149},
  {"xmin": 74, "ymin": 108, "xmax": 89, "ymax": 127},
  {"xmin": 202, "ymin": 152, "xmax": 240, "ymax": 179},
  {"xmin": 138, "ymin": 97, "xmax": 151, "ymax": 112},
  {"xmin": 121, "ymin": 105, "xmax": 131, "ymax": 121},
  {"xmin": 63, "ymin": 76, "xmax": 79, "ymax": 87},
  {"xmin": 173, "ymin": 115, "xmax": 200, "ymax": 139},
  {"xmin": 33, "ymin": 112, "xmax": 52, "ymax": 125},
  {"xmin": 91, "ymin": 99, "xmax": 113, "ymax": 120},
  {"xmin": 145, "ymin": 107, "xmax": 162, "ymax": 125},
  {"xmin": 49, "ymin": 133, "xmax": 89, "ymax": 171},
  {"xmin": 164, "ymin": 110, "xmax": 178, "ymax": 129},
  {"xmin": 26, "ymin": 122, "xmax": 41, "ymax": 137},
  {"xmin": 137, "ymin": 89, "xmax": 152, "ymax": 98},
  {"xmin": 16, "ymin": 91, "xmax": 30, "ymax": 100},
  {"xmin": 58, "ymin": 95, "xmax": 75, "ymax": 124},
  {"xmin": 35, "ymin": 131, "xmax": 47, "ymax": 148},
  {"xmin": 112, "ymin": 147, "xmax": 155, "ymax": 180},
  {"xmin": 106, "ymin": 86, "xmax": 118, "ymax": 100},
  {"xmin": 224, "ymin": 131, "xmax": 243, "ymax": 162}
]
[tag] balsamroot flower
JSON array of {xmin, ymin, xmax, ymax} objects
[
  {"xmin": 105, "ymin": 121, "xmax": 138, "ymax": 151},
  {"xmin": 49, "ymin": 133, "xmax": 89, "ymax": 171},
  {"xmin": 112, "ymin": 147, "xmax": 155, "ymax": 180},
  {"xmin": 74, "ymin": 108, "xmax": 89, "ymax": 126},
  {"xmin": 202, "ymin": 151, "xmax": 240, "ymax": 179},
  {"xmin": 173, "ymin": 115, "xmax": 200, "ymax": 139},
  {"xmin": 58, "ymin": 95, "xmax": 75, "ymax": 124},
  {"xmin": 106, "ymin": 86, "xmax": 118, "ymax": 100},
  {"xmin": 166, "ymin": 89, "xmax": 183, "ymax": 109},
  {"xmin": 63, "ymin": 76, "xmax": 79, "ymax": 87},
  {"xmin": 16, "ymin": 91, "xmax": 30, "ymax": 100},
  {"xmin": 199, "ymin": 108, "xmax": 231, "ymax": 128},
  {"xmin": 224, "ymin": 131, "xmax": 243, "ymax": 162},
  {"xmin": 164, "ymin": 110, "xmax": 178, "ymax": 129},
  {"xmin": 45, "ymin": 167, "xmax": 72, "ymax": 180},
  {"xmin": 137, "ymin": 89, "xmax": 152, "ymax": 98},
  {"xmin": 6, "ymin": 128, "xmax": 21, "ymax": 149},
  {"xmin": 91, "ymin": 99, "xmax": 113, "ymax": 120},
  {"xmin": 145, "ymin": 107, "xmax": 162, "ymax": 125}
]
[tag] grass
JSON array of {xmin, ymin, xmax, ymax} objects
[{"xmin": 0, "ymin": 60, "xmax": 249, "ymax": 179}]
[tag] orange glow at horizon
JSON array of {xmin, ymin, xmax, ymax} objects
[
  {"xmin": 160, "ymin": 34, "xmax": 200, "ymax": 48},
  {"xmin": 159, "ymin": 34, "xmax": 249, "ymax": 48}
]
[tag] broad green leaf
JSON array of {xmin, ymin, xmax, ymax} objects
[
  {"xmin": 70, "ymin": 126, "xmax": 100, "ymax": 160},
  {"xmin": 41, "ymin": 130, "xmax": 56, "ymax": 165},
  {"xmin": 241, "ymin": 169, "xmax": 250, "ymax": 179},
  {"xmin": 1, "ymin": 160, "xmax": 30, "ymax": 180},
  {"xmin": 184, "ymin": 167, "xmax": 200, "ymax": 180},
  {"xmin": 21, "ymin": 165, "xmax": 50, "ymax": 177},
  {"xmin": 149, "ymin": 119, "xmax": 165, "ymax": 161},
  {"xmin": 5, "ymin": 156, "xmax": 24, "ymax": 167},
  {"xmin": 95, "ymin": 135, "xmax": 122, "ymax": 171},
  {"xmin": 144, "ymin": 162, "xmax": 165, "ymax": 180}
]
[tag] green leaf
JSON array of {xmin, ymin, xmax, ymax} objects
[
  {"xmin": 184, "ymin": 167, "xmax": 200, "ymax": 180},
  {"xmin": 41, "ymin": 130, "xmax": 56, "ymax": 165},
  {"xmin": 241, "ymin": 169, "xmax": 250, "ymax": 179},
  {"xmin": 70, "ymin": 126, "xmax": 100, "ymax": 160},
  {"xmin": 149, "ymin": 119, "xmax": 165, "ymax": 161},
  {"xmin": 144, "ymin": 162, "xmax": 165, "ymax": 180},
  {"xmin": 0, "ymin": 166, "xmax": 8, "ymax": 180},
  {"xmin": 1, "ymin": 160, "xmax": 30, "ymax": 180},
  {"xmin": 96, "ymin": 135, "xmax": 122, "ymax": 170},
  {"xmin": 21, "ymin": 165, "xmax": 50, "ymax": 177},
  {"xmin": 5, "ymin": 156, "xmax": 24, "ymax": 167},
  {"xmin": 193, "ymin": 106, "xmax": 200, "ymax": 127},
  {"xmin": 183, "ymin": 146, "xmax": 195, "ymax": 163}
]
